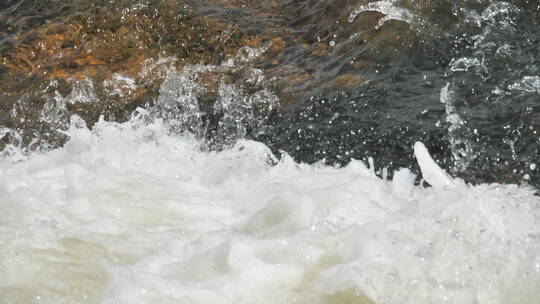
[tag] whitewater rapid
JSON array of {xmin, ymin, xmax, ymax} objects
[{"xmin": 1, "ymin": 112, "xmax": 539, "ymax": 304}]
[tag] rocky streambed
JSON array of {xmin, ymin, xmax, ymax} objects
[{"xmin": 1, "ymin": 0, "xmax": 539, "ymax": 188}]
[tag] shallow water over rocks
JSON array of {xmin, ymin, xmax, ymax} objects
[
  {"xmin": 1, "ymin": 1, "xmax": 540, "ymax": 303},
  {"xmin": 1, "ymin": 0, "xmax": 539, "ymax": 185}
]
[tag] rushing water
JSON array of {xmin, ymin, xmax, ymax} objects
[
  {"xmin": 1, "ymin": 0, "xmax": 540, "ymax": 303},
  {"xmin": 1, "ymin": 115, "xmax": 540, "ymax": 304}
]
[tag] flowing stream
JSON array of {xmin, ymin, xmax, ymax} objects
[{"xmin": 0, "ymin": 0, "xmax": 539, "ymax": 303}]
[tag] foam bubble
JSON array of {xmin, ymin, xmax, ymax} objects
[{"xmin": 0, "ymin": 115, "xmax": 539, "ymax": 304}]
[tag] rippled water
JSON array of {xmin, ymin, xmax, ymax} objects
[
  {"xmin": 263, "ymin": 0, "xmax": 539, "ymax": 187},
  {"xmin": 0, "ymin": 0, "xmax": 539, "ymax": 303},
  {"xmin": 1, "ymin": 0, "xmax": 537, "ymax": 186}
]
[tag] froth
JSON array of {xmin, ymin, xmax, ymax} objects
[{"xmin": 0, "ymin": 115, "xmax": 539, "ymax": 304}]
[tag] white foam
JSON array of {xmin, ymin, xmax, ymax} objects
[
  {"xmin": 413, "ymin": 142, "xmax": 455, "ymax": 188},
  {"xmin": 509, "ymin": 76, "xmax": 540, "ymax": 94},
  {"xmin": 0, "ymin": 115, "xmax": 539, "ymax": 304},
  {"xmin": 348, "ymin": 0, "xmax": 422, "ymax": 31}
]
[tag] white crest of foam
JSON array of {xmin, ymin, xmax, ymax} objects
[
  {"xmin": 481, "ymin": 1, "xmax": 520, "ymax": 30},
  {"xmin": 348, "ymin": 0, "xmax": 420, "ymax": 30},
  {"xmin": 449, "ymin": 57, "xmax": 483, "ymax": 73},
  {"xmin": 509, "ymin": 76, "xmax": 540, "ymax": 94},
  {"xmin": 414, "ymin": 142, "xmax": 455, "ymax": 188},
  {"xmin": 0, "ymin": 115, "xmax": 539, "ymax": 304}
]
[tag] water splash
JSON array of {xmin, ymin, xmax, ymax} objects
[
  {"xmin": 0, "ymin": 127, "xmax": 27, "ymax": 161},
  {"xmin": 65, "ymin": 77, "xmax": 100, "ymax": 104},
  {"xmin": 1, "ymin": 116, "xmax": 538, "ymax": 303},
  {"xmin": 508, "ymin": 76, "xmax": 540, "ymax": 94},
  {"xmin": 39, "ymin": 81, "xmax": 69, "ymax": 131},
  {"xmin": 213, "ymin": 84, "xmax": 278, "ymax": 147},
  {"xmin": 103, "ymin": 74, "xmax": 137, "ymax": 98},
  {"xmin": 348, "ymin": 0, "xmax": 422, "ymax": 30},
  {"xmin": 449, "ymin": 57, "xmax": 483, "ymax": 73},
  {"xmin": 151, "ymin": 46, "xmax": 278, "ymax": 149},
  {"xmin": 440, "ymin": 83, "xmax": 475, "ymax": 173},
  {"xmin": 481, "ymin": 1, "xmax": 520, "ymax": 31},
  {"xmin": 152, "ymin": 65, "xmax": 207, "ymax": 137}
]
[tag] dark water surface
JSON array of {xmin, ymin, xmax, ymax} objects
[{"xmin": 1, "ymin": 0, "xmax": 539, "ymax": 188}]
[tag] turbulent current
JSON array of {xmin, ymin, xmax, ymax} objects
[
  {"xmin": 0, "ymin": 0, "xmax": 539, "ymax": 303},
  {"xmin": 1, "ymin": 115, "xmax": 539, "ymax": 304}
]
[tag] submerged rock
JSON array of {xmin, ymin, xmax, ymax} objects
[
  {"xmin": 0, "ymin": 0, "xmax": 538, "ymax": 187},
  {"xmin": 0, "ymin": 0, "xmax": 260, "ymax": 147},
  {"xmin": 1, "ymin": 0, "xmax": 434, "ymax": 148}
]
